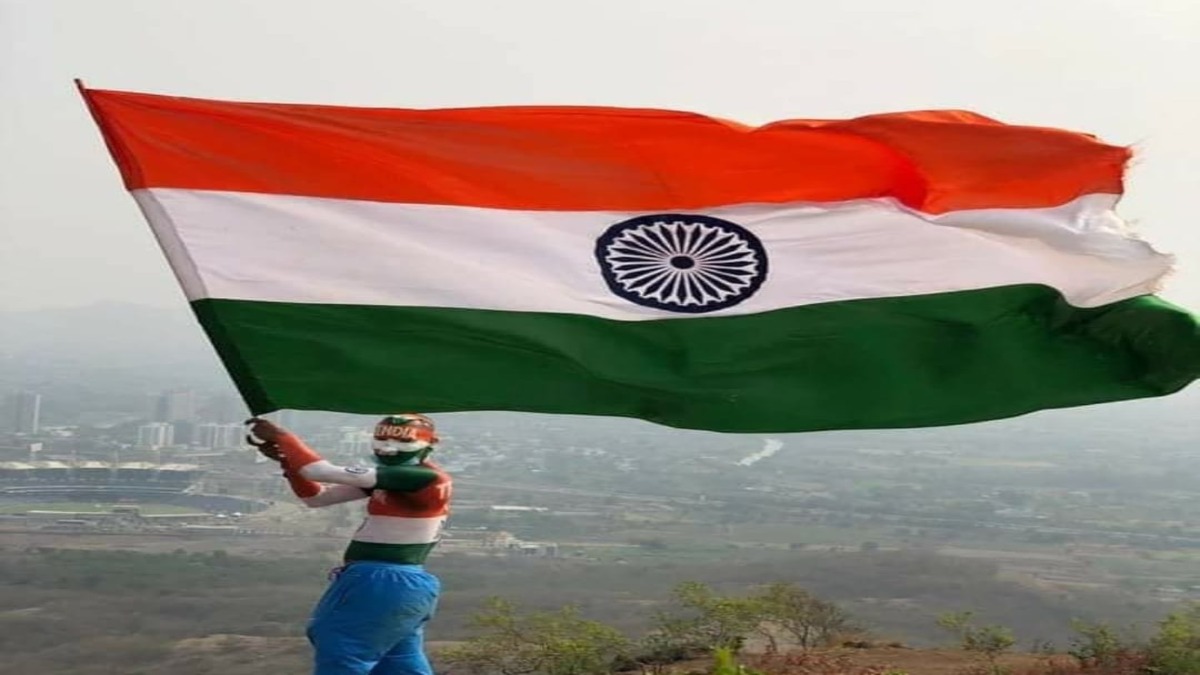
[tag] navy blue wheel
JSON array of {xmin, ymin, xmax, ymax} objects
[{"xmin": 595, "ymin": 214, "xmax": 768, "ymax": 313}]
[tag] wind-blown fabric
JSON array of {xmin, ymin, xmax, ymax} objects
[{"xmin": 81, "ymin": 86, "xmax": 1200, "ymax": 432}]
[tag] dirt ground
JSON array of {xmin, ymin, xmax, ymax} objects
[
  {"xmin": 803, "ymin": 647, "xmax": 1054, "ymax": 674},
  {"xmin": 164, "ymin": 636, "xmax": 1061, "ymax": 675}
]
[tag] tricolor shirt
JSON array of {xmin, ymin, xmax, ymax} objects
[{"xmin": 276, "ymin": 434, "xmax": 451, "ymax": 565}]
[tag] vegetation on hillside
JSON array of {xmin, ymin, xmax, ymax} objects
[
  {"xmin": 443, "ymin": 587, "xmax": 1200, "ymax": 675},
  {"xmin": 1, "ymin": 545, "xmax": 1194, "ymax": 674}
]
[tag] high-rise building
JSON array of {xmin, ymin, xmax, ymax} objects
[
  {"xmin": 337, "ymin": 428, "xmax": 373, "ymax": 455},
  {"xmin": 193, "ymin": 423, "xmax": 244, "ymax": 449},
  {"xmin": 154, "ymin": 390, "xmax": 196, "ymax": 423},
  {"xmin": 173, "ymin": 421, "xmax": 197, "ymax": 446},
  {"xmin": 136, "ymin": 422, "xmax": 175, "ymax": 449},
  {"xmin": 216, "ymin": 423, "xmax": 243, "ymax": 448},
  {"xmin": 12, "ymin": 392, "xmax": 41, "ymax": 434},
  {"xmin": 199, "ymin": 394, "xmax": 247, "ymax": 423}
]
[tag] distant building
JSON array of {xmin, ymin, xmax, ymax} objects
[
  {"xmin": 115, "ymin": 461, "xmax": 158, "ymax": 483},
  {"xmin": 173, "ymin": 420, "xmax": 197, "ymax": 446},
  {"xmin": 0, "ymin": 460, "xmax": 204, "ymax": 496},
  {"xmin": 137, "ymin": 422, "xmax": 175, "ymax": 449},
  {"xmin": 519, "ymin": 543, "xmax": 559, "ymax": 557},
  {"xmin": 154, "ymin": 390, "xmax": 196, "ymax": 423},
  {"xmin": 198, "ymin": 394, "xmax": 246, "ymax": 423},
  {"xmin": 193, "ymin": 423, "xmax": 243, "ymax": 449},
  {"xmin": 74, "ymin": 460, "xmax": 113, "ymax": 483},
  {"xmin": 476, "ymin": 531, "xmax": 558, "ymax": 557},
  {"xmin": 12, "ymin": 392, "xmax": 41, "ymax": 434},
  {"xmin": 490, "ymin": 505, "xmax": 550, "ymax": 513},
  {"xmin": 30, "ymin": 460, "xmax": 70, "ymax": 482},
  {"xmin": 0, "ymin": 461, "xmax": 36, "ymax": 481},
  {"xmin": 482, "ymin": 531, "xmax": 519, "ymax": 548},
  {"xmin": 338, "ymin": 429, "xmax": 373, "ymax": 455}
]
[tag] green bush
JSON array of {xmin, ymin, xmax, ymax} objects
[
  {"xmin": 1067, "ymin": 619, "xmax": 1133, "ymax": 670},
  {"xmin": 711, "ymin": 647, "xmax": 766, "ymax": 675},
  {"xmin": 441, "ymin": 597, "xmax": 630, "ymax": 675},
  {"xmin": 1148, "ymin": 604, "xmax": 1200, "ymax": 675},
  {"xmin": 753, "ymin": 581, "xmax": 855, "ymax": 652},
  {"xmin": 937, "ymin": 611, "xmax": 1015, "ymax": 674},
  {"xmin": 646, "ymin": 581, "xmax": 762, "ymax": 656}
]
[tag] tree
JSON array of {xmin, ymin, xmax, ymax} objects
[
  {"xmin": 936, "ymin": 611, "xmax": 1015, "ymax": 674},
  {"xmin": 1149, "ymin": 603, "xmax": 1200, "ymax": 675},
  {"xmin": 646, "ymin": 582, "xmax": 762, "ymax": 656},
  {"xmin": 1067, "ymin": 619, "xmax": 1128, "ymax": 670},
  {"xmin": 753, "ymin": 582, "xmax": 854, "ymax": 652},
  {"xmin": 442, "ymin": 597, "xmax": 630, "ymax": 675}
]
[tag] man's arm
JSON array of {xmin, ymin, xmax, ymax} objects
[
  {"xmin": 257, "ymin": 440, "xmax": 371, "ymax": 507},
  {"xmin": 297, "ymin": 483, "xmax": 371, "ymax": 508},
  {"xmin": 250, "ymin": 419, "xmax": 437, "ymax": 493}
]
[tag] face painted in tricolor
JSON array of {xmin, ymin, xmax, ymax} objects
[{"xmin": 372, "ymin": 413, "xmax": 439, "ymax": 466}]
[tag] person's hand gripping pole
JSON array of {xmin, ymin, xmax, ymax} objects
[{"xmin": 245, "ymin": 417, "xmax": 284, "ymax": 463}]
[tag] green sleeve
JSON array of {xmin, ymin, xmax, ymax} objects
[{"xmin": 372, "ymin": 465, "xmax": 439, "ymax": 492}]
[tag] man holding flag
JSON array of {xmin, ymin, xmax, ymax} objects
[
  {"xmin": 248, "ymin": 413, "xmax": 451, "ymax": 675},
  {"xmin": 78, "ymin": 79, "xmax": 1198, "ymax": 675}
]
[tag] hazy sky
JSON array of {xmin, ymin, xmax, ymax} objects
[{"xmin": 2, "ymin": 0, "xmax": 1198, "ymax": 312}]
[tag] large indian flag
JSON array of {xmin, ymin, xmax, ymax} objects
[{"xmin": 80, "ymin": 86, "xmax": 1199, "ymax": 433}]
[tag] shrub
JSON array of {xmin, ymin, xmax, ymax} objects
[
  {"xmin": 441, "ymin": 597, "xmax": 630, "ymax": 675},
  {"xmin": 1148, "ymin": 603, "xmax": 1200, "ymax": 675},
  {"xmin": 937, "ymin": 611, "xmax": 1015, "ymax": 674},
  {"xmin": 1066, "ymin": 619, "xmax": 1135, "ymax": 671},
  {"xmin": 644, "ymin": 581, "xmax": 762, "ymax": 657},
  {"xmin": 712, "ymin": 646, "xmax": 767, "ymax": 675},
  {"xmin": 753, "ymin": 582, "xmax": 856, "ymax": 652}
]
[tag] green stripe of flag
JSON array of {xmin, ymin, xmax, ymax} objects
[{"xmin": 192, "ymin": 286, "xmax": 1199, "ymax": 433}]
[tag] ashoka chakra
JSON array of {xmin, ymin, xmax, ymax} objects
[{"xmin": 594, "ymin": 214, "xmax": 768, "ymax": 313}]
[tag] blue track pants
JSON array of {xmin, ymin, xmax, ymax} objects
[{"xmin": 306, "ymin": 562, "xmax": 440, "ymax": 675}]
